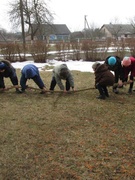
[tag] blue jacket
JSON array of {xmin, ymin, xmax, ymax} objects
[
  {"xmin": 21, "ymin": 64, "xmax": 39, "ymax": 79},
  {"xmin": 20, "ymin": 64, "xmax": 45, "ymax": 91}
]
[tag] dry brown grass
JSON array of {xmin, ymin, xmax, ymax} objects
[{"xmin": 0, "ymin": 70, "xmax": 135, "ymax": 180}]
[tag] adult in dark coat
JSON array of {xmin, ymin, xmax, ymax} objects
[
  {"xmin": 92, "ymin": 62, "xmax": 115, "ymax": 99},
  {"xmin": 105, "ymin": 56, "xmax": 125, "ymax": 94},
  {"xmin": 0, "ymin": 60, "xmax": 20, "ymax": 93}
]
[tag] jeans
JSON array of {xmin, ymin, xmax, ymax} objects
[{"xmin": 20, "ymin": 74, "xmax": 45, "ymax": 91}]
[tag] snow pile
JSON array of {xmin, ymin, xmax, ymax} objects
[{"xmin": 12, "ymin": 60, "xmax": 95, "ymax": 73}]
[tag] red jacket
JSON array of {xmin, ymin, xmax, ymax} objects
[{"xmin": 123, "ymin": 56, "xmax": 135, "ymax": 79}]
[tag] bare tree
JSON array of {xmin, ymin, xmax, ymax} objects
[
  {"xmin": 9, "ymin": 0, "xmax": 54, "ymax": 40},
  {"xmin": 83, "ymin": 22, "xmax": 103, "ymax": 40},
  {"xmin": 20, "ymin": 0, "xmax": 25, "ymax": 50},
  {"xmin": 108, "ymin": 18, "xmax": 123, "ymax": 39}
]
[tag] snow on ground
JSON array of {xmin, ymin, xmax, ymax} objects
[{"xmin": 12, "ymin": 59, "xmax": 95, "ymax": 73}]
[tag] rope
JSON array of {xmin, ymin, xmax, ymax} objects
[
  {"xmin": 27, "ymin": 86, "xmax": 95, "ymax": 93},
  {"xmin": 0, "ymin": 85, "xmax": 95, "ymax": 93},
  {"xmin": 0, "ymin": 86, "xmax": 17, "ymax": 92},
  {"xmin": 1, "ymin": 80, "xmax": 133, "ymax": 93},
  {"xmin": 113, "ymin": 80, "xmax": 133, "ymax": 88}
]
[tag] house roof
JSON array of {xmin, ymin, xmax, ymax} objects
[
  {"xmin": 101, "ymin": 24, "xmax": 135, "ymax": 35},
  {"xmin": 32, "ymin": 24, "xmax": 71, "ymax": 36},
  {"xmin": 70, "ymin": 31, "xmax": 84, "ymax": 39},
  {"xmin": 49, "ymin": 24, "xmax": 71, "ymax": 35}
]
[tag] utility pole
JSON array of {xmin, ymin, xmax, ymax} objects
[
  {"xmin": 84, "ymin": 15, "xmax": 87, "ymax": 30},
  {"xmin": 84, "ymin": 15, "xmax": 92, "ymax": 39},
  {"xmin": 84, "ymin": 15, "xmax": 87, "ymax": 39},
  {"xmin": 20, "ymin": 0, "xmax": 26, "ymax": 52},
  {"xmin": 84, "ymin": 15, "xmax": 90, "ymax": 30}
]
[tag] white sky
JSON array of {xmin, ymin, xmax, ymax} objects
[
  {"xmin": 49, "ymin": 0, "xmax": 135, "ymax": 31},
  {"xmin": 0, "ymin": 0, "xmax": 135, "ymax": 32}
]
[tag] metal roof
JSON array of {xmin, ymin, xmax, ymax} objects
[
  {"xmin": 32, "ymin": 24, "xmax": 71, "ymax": 36},
  {"xmin": 101, "ymin": 24, "xmax": 135, "ymax": 35}
]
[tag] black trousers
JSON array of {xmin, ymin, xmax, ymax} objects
[
  {"xmin": 96, "ymin": 83, "xmax": 109, "ymax": 96},
  {"xmin": 125, "ymin": 75, "xmax": 134, "ymax": 89},
  {"xmin": 50, "ymin": 77, "xmax": 70, "ymax": 91}
]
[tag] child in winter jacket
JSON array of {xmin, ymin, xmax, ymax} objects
[
  {"xmin": 49, "ymin": 64, "xmax": 75, "ymax": 92},
  {"xmin": 92, "ymin": 62, "xmax": 115, "ymax": 99},
  {"xmin": 121, "ymin": 56, "xmax": 135, "ymax": 93},
  {"xmin": 0, "ymin": 60, "xmax": 20, "ymax": 93},
  {"xmin": 105, "ymin": 56, "xmax": 125, "ymax": 94},
  {"xmin": 20, "ymin": 64, "xmax": 46, "ymax": 93}
]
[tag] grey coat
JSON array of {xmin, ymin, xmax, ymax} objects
[{"xmin": 52, "ymin": 64, "xmax": 74, "ymax": 90}]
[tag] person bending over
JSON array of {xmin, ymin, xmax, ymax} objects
[
  {"xmin": 49, "ymin": 64, "xmax": 75, "ymax": 92},
  {"xmin": 0, "ymin": 60, "xmax": 20, "ymax": 93},
  {"xmin": 105, "ymin": 56, "xmax": 125, "ymax": 94},
  {"xmin": 92, "ymin": 62, "xmax": 115, "ymax": 100},
  {"xmin": 20, "ymin": 64, "xmax": 46, "ymax": 94}
]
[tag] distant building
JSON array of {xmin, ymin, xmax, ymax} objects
[
  {"xmin": 27, "ymin": 24, "xmax": 71, "ymax": 42},
  {"xmin": 100, "ymin": 24, "xmax": 135, "ymax": 39},
  {"xmin": 70, "ymin": 31, "xmax": 84, "ymax": 41}
]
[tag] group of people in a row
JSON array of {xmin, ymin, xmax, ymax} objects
[
  {"xmin": 0, "ymin": 56, "xmax": 135, "ymax": 99},
  {"xmin": 0, "ymin": 60, "xmax": 74, "ymax": 94},
  {"xmin": 92, "ymin": 55, "xmax": 135, "ymax": 99}
]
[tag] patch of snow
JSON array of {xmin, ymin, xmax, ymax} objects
[{"xmin": 12, "ymin": 60, "xmax": 95, "ymax": 72}]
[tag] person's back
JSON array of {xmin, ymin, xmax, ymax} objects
[
  {"xmin": 0, "ymin": 60, "xmax": 20, "ymax": 92},
  {"xmin": 53, "ymin": 64, "xmax": 69, "ymax": 79},
  {"xmin": 50, "ymin": 64, "xmax": 74, "ymax": 91},
  {"xmin": 94, "ymin": 63, "xmax": 114, "ymax": 86},
  {"xmin": 122, "ymin": 56, "xmax": 135, "ymax": 93},
  {"xmin": 105, "ymin": 56, "xmax": 122, "ymax": 71},
  {"xmin": 20, "ymin": 64, "xmax": 46, "ymax": 93},
  {"xmin": 92, "ymin": 62, "xmax": 114, "ymax": 100},
  {"xmin": 105, "ymin": 56, "xmax": 124, "ymax": 93},
  {"xmin": 21, "ymin": 64, "xmax": 39, "ymax": 79},
  {"xmin": 0, "ymin": 60, "xmax": 15, "ymax": 77}
]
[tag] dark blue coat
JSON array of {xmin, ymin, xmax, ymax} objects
[
  {"xmin": 20, "ymin": 64, "xmax": 45, "ymax": 91},
  {"xmin": 21, "ymin": 64, "xmax": 39, "ymax": 79},
  {"xmin": 0, "ymin": 61, "xmax": 18, "ymax": 88}
]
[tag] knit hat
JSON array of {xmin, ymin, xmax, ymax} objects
[
  {"xmin": 0, "ymin": 62, "xmax": 6, "ymax": 70},
  {"xmin": 92, "ymin": 62, "xmax": 100, "ymax": 71},
  {"xmin": 122, "ymin": 57, "xmax": 131, "ymax": 66},
  {"xmin": 108, "ymin": 56, "xmax": 116, "ymax": 66}
]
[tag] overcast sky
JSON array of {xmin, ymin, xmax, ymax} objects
[{"xmin": 0, "ymin": 0, "xmax": 135, "ymax": 32}]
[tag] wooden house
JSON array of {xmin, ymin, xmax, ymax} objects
[
  {"xmin": 100, "ymin": 24, "xmax": 135, "ymax": 39},
  {"xmin": 27, "ymin": 24, "xmax": 71, "ymax": 42}
]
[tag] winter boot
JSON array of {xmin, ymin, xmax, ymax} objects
[
  {"xmin": 128, "ymin": 88, "xmax": 132, "ymax": 94},
  {"xmin": 96, "ymin": 95, "xmax": 106, "ymax": 100},
  {"xmin": 96, "ymin": 84, "xmax": 106, "ymax": 100},
  {"xmin": 103, "ymin": 87, "xmax": 109, "ymax": 97},
  {"xmin": 16, "ymin": 88, "xmax": 22, "ymax": 93}
]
